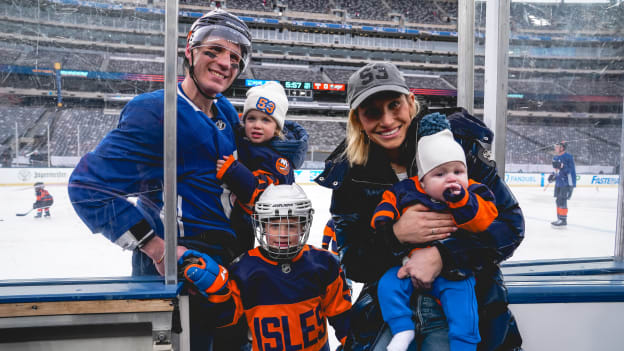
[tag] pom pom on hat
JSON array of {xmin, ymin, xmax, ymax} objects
[
  {"xmin": 243, "ymin": 81, "xmax": 288, "ymax": 131},
  {"xmin": 417, "ymin": 112, "xmax": 451, "ymax": 139},
  {"xmin": 417, "ymin": 113, "xmax": 466, "ymax": 179}
]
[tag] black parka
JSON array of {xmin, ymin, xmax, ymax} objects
[{"xmin": 315, "ymin": 108, "xmax": 524, "ymax": 351}]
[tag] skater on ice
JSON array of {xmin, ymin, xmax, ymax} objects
[{"xmin": 33, "ymin": 182, "xmax": 53, "ymax": 218}]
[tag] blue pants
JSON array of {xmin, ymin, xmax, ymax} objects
[
  {"xmin": 372, "ymin": 293, "xmax": 450, "ymax": 351},
  {"xmin": 378, "ymin": 266, "xmax": 480, "ymax": 351}
]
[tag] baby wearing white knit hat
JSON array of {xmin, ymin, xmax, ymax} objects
[{"xmin": 416, "ymin": 113, "xmax": 468, "ymax": 201}]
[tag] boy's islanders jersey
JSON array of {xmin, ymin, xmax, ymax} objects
[{"xmin": 222, "ymin": 245, "xmax": 351, "ymax": 351}]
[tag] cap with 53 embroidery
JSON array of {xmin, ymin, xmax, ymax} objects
[{"xmin": 347, "ymin": 62, "xmax": 410, "ymax": 110}]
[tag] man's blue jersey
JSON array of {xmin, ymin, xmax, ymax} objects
[{"xmin": 68, "ymin": 84, "xmax": 240, "ymax": 246}]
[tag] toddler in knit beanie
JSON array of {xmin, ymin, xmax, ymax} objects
[{"xmin": 242, "ymin": 81, "xmax": 288, "ymax": 141}]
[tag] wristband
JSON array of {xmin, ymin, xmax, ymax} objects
[{"xmin": 130, "ymin": 219, "xmax": 155, "ymax": 248}]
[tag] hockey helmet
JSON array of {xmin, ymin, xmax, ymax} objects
[
  {"xmin": 34, "ymin": 182, "xmax": 44, "ymax": 190},
  {"xmin": 186, "ymin": 9, "xmax": 252, "ymax": 73},
  {"xmin": 252, "ymin": 184, "xmax": 314, "ymax": 261}
]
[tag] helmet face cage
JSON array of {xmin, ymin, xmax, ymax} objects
[
  {"xmin": 187, "ymin": 10, "xmax": 252, "ymax": 74},
  {"xmin": 253, "ymin": 212, "xmax": 312, "ymax": 261},
  {"xmin": 252, "ymin": 184, "xmax": 314, "ymax": 260}
]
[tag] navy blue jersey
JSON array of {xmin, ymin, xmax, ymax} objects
[
  {"xmin": 210, "ymin": 245, "xmax": 351, "ymax": 351},
  {"xmin": 553, "ymin": 152, "xmax": 576, "ymax": 188},
  {"xmin": 217, "ymin": 133, "xmax": 294, "ymax": 212},
  {"xmin": 68, "ymin": 84, "xmax": 240, "ymax": 246}
]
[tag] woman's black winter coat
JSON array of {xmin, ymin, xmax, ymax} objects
[{"xmin": 315, "ymin": 108, "xmax": 524, "ymax": 351}]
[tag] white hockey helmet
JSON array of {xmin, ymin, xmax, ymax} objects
[{"xmin": 253, "ymin": 184, "xmax": 314, "ymax": 260}]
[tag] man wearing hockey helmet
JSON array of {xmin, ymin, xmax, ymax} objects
[
  {"xmin": 68, "ymin": 9, "xmax": 253, "ymax": 350},
  {"xmin": 184, "ymin": 9, "xmax": 251, "ymax": 103}
]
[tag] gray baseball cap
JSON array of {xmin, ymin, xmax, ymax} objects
[{"xmin": 347, "ymin": 62, "xmax": 410, "ymax": 110}]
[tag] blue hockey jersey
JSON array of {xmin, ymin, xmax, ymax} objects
[
  {"xmin": 553, "ymin": 152, "xmax": 576, "ymax": 188},
  {"xmin": 68, "ymin": 84, "xmax": 240, "ymax": 248},
  {"xmin": 207, "ymin": 245, "xmax": 352, "ymax": 351},
  {"xmin": 217, "ymin": 130, "xmax": 295, "ymax": 212}
]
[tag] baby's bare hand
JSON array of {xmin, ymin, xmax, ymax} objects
[{"xmin": 216, "ymin": 159, "xmax": 226, "ymax": 172}]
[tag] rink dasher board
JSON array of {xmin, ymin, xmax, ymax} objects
[
  {"xmin": 502, "ymin": 257, "xmax": 624, "ymax": 351},
  {"xmin": 0, "ymin": 277, "xmax": 178, "ymax": 350},
  {"xmin": 0, "ymin": 168, "xmax": 619, "ymax": 187}
]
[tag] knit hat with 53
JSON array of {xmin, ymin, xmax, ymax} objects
[
  {"xmin": 417, "ymin": 113, "xmax": 466, "ymax": 179},
  {"xmin": 243, "ymin": 81, "xmax": 288, "ymax": 131}
]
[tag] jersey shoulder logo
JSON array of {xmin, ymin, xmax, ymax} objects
[{"xmin": 275, "ymin": 157, "xmax": 290, "ymax": 175}]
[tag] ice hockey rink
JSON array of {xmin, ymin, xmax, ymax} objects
[
  {"xmin": 0, "ymin": 183, "xmax": 618, "ymax": 279},
  {"xmin": 0, "ymin": 182, "xmax": 619, "ymax": 348}
]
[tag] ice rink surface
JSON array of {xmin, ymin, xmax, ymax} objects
[
  {"xmin": 0, "ymin": 183, "xmax": 618, "ymax": 280},
  {"xmin": 0, "ymin": 183, "xmax": 619, "ymax": 348}
]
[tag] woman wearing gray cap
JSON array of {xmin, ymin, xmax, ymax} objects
[{"xmin": 315, "ymin": 62, "xmax": 524, "ymax": 351}]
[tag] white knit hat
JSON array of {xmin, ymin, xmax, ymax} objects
[
  {"xmin": 417, "ymin": 128, "xmax": 467, "ymax": 179},
  {"xmin": 242, "ymin": 81, "xmax": 288, "ymax": 131}
]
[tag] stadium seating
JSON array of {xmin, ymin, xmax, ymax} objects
[
  {"xmin": 252, "ymin": 66, "xmax": 327, "ymax": 82},
  {"xmin": 0, "ymin": 0, "xmax": 621, "ymax": 171}
]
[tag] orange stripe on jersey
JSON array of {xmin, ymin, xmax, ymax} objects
[
  {"xmin": 322, "ymin": 225, "xmax": 336, "ymax": 242},
  {"xmin": 248, "ymin": 248, "xmax": 279, "ymax": 266},
  {"xmin": 219, "ymin": 280, "xmax": 245, "ymax": 328},
  {"xmin": 456, "ymin": 194, "xmax": 498, "ymax": 232},
  {"xmin": 447, "ymin": 187, "xmax": 470, "ymax": 208},
  {"xmin": 322, "ymin": 269, "xmax": 352, "ymax": 318},
  {"xmin": 380, "ymin": 190, "xmax": 399, "ymax": 214},
  {"xmin": 246, "ymin": 297, "xmax": 329, "ymax": 351},
  {"xmin": 216, "ymin": 154, "xmax": 235, "ymax": 180},
  {"xmin": 370, "ymin": 210, "xmax": 396, "ymax": 228},
  {"xmin": 413, "ymin": 176, "xmax": 426, "ymax": 194},
  {"xmin": 408, "ymin": 247, "xmax": 423, "ymax": 257},
  {"xmin": 247, "ymin": 246, "xmax": 310, "ymax": 265},
  {"xmin": 207, "ymin": 289, "xmax": 232, "ymax": 304}
]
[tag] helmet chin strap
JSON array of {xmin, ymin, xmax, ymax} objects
[{"xmin": 189, "ymin": 50, "xmax": 219, "ymax": 101}]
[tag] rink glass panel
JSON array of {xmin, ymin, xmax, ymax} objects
[
  {"xmin": 0, "ymin": 1, "xmax": 168, "ymax": 279},
  {"xmin": 0, "ymin": 1, "xmax": 622, "ymax": 279},
  {"xmin": 476, "ymin": 0, "xmax": 622, "ymax": 261}
]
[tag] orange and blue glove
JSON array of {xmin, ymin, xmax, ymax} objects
[{"xmin": 178, "ymin": 249, "xmax": 229, "ymax": 298}]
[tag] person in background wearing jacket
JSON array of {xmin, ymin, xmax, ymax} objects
[
  {"xmin": 315, "ymin": 62, "xmax": 524, "ymax": 351},
  {"xmin": 550, "ymin": 141, "xmax": 576, "ymax": 228},
  {"xmin": 68, "ymin": 9, "xmax": 253, "ymax": 350}
]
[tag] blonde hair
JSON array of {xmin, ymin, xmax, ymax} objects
[{"xmin": 344, "ymin": 93, "xmax": 419, "ymax": 166}]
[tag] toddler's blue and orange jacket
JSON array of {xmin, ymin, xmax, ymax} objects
[{"xmin": 371, "ymin": 176, "xmax": 498, "ymax": 234}]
